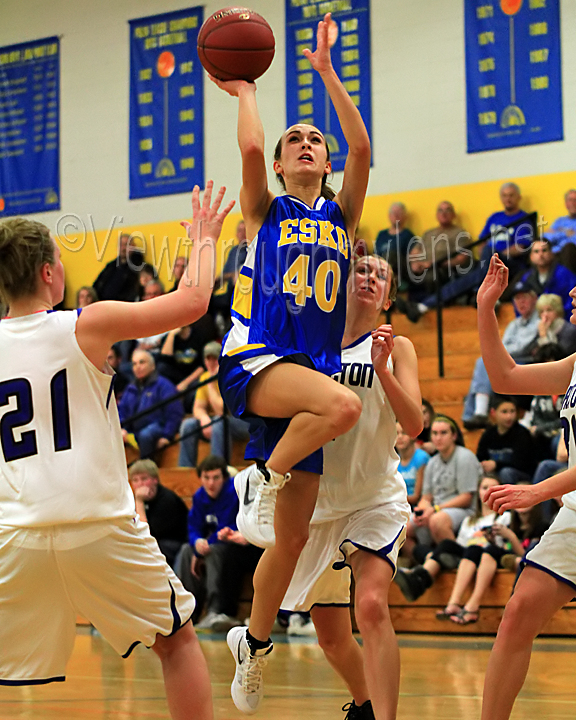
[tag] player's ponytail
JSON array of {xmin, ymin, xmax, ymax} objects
[{"xmin": 0, "ymin": 218, "xmax": 54, "ymax": 304}]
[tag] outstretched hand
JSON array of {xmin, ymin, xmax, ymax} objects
[
  {"xmin": 484, "ymin": 483, "xmax": 539, "ymax": 514},
  {"xmin": 181, "ymin": 180, "xmax": 235, "ymax": 245},
  {"xmin": 476, "ymin": 254, "xmax": 508, "ymax": 309},
  {"xmin": 302, "ymin": 13, "xmax": 334, "ymax": 75},
  {"xmin": 207, "ymin": 74, "xmax": 254, "ymax": 97}
]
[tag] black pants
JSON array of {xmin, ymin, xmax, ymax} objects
[
  {"xmin": 176, "ymin": 541, "xmax": 263, "ymax": 620},
  {"xmin": 431, "ymin": 538, "xmax": 509, "ymax": 568}
]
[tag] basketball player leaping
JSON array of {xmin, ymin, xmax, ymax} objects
[{"xmin": 0, "ymin": 182, "xmax": 234, "ymax": 720}]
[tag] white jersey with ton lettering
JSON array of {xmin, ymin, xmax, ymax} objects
[
  {"xmin": 312, "ymin": 332, "xmax": 407, "ymax": 524},
  {"xmin": 558, "ymin": 359, "xmax": 576, "ymax": 512},
  {"xmin": 0, "ymin": 310, "xmax": 135, "ymax": 527}
]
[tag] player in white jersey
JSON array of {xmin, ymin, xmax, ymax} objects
[
  {"xmin": 282, "ymin": 255, "xmax": 423, "ymax": 720},
  {"xmin": 0, "ymin": 182, "xmax": 234, "ymax": 720},
  {"xmin": 476, "ymin": 255, "xmax": 576, "ymax": 720}
]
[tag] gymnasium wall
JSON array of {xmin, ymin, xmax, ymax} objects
[{"xmin": 1, "ymin": 0, "xmax": 575, "ymax": 304}]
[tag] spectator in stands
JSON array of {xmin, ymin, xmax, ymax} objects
[
  {"xmin": 374, "ymin": 201, "xmax": 414, "ymax": 285},
  {"xmin": 75, "ymin": 285, "xmax": 98, "ymax": 308},
  {"xmin": 222, "ymin": 220, "xmax": 248, "ymax": 286},
  {"xmin": 476, "ymin": 396, "xmax": 536, "ymax": 485},
  {"xmin": 93, "ymin": 232, "xmax": 143, "ymax": 302},
  {"xmin": 179, "ymin": 342, "xmax": 249, "ymax": 467},
  {"xmin": 129, "ymin": 459, "xmax": 188, "ymax": 568},
  {"xmin": 496, "ymin": 497, "xmax": 550, "ymax": 574},
  {"xmin": 136, "ymin": 279, "xmax": 167, "ymax": 352},
  {"xmin": 106, "ymin": 344, "xmax": 130, "ymax": 399},
  {"xmin": 462, "ymin": 282, "xmax": 539, "ymax": 429},
  {"xmin": 156, "ymin": 318, "xmax": 217, "ymax": 410},
  {"xmin": 402, "ymin": 415, "xmax": 480, "ymax": 563},
  {"xmin": 545, "ymin": 188, "xmax": 576, "ymax": 272},
  {"xmin": 176, "ymin": 456, "xmax": 262, "ymax": 631},
  {"xmin": 416, "ymin": 398, "xmax": 436, "ymax": 455},
  {"xmin": 395, "ymin": 474, "xmax": 503, "ymax": 603},
  {"xmin": 118, "ymin": 349, "xmax": 184, "ymax": 459},
  {"xmin": 169, "ymin": 255, "xmax": 188, "ymax": 292},
  {"xmin": 478, "ymin": 182, "xmax": 532, "ymax": 277},
  {"xmin": 137, "ymin": 263, "xmax": 157, "ymax": 300},
  {"xmin": 520, "ymin": 344, "xmax": 565, "ymax": 464},
  {"xmin": 526, "ymin": 293, "xmax": 576, "ymax": 357},
  {"xmin": 396, "ymin": 422, "xmax": 428, "ymax": 507},
  {"xmin": 517, "ymin": 240, "xmax": 576, "ymax": 319}
]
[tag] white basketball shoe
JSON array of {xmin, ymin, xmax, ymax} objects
[
  {"xmin": 227, "ymin": 626, "xmax": 273, "ymax": 715},
  {"xmin": 234, "ymin": 464, "xmax": 290, "ymax": 548}
]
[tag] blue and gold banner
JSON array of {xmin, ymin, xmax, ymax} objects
[
  {"xmin": 465, "ymin": 0, "xmax": 563, "ymax": 153},
  {"xmin": 285, "ymin": 0, "xmax": 372, "ymax": 172},
  {"xmin": 129, "ymin": 7, "xmax": 204, "ymax": 199},
  {"xmin": 0, "ymin": 37, "xmax": 60, "ymax": 217}
]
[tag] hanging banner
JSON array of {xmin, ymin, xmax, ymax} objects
[
  {"xmin": 129, "ymin": 7, "xmax": 204, "ymax": 199},
  {"xmin": 0, "ymin": 37, "xmax": 60, "ymax": 217},
  {"xmin": 285, "ymin": 0, "xmax": 372, "ymax": 172},
  {"xmin": 465, "ymin": 0, "xmax": 563, "ymax": 153}
]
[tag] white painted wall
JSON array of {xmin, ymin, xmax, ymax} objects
[{"xmin": 1, "ymin": 0, "xmax": 574, "ymax": 231}]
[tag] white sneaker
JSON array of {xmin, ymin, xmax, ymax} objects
[
  {"xmin": 227, "ymin": 626, "xmax": 273, "ymax": 715},
  {"xmin": 195, "ymin": 611, "xmax": 220, "ymax": 631},
  {"xmin": 286, "ymin": 614, "xmax": 317, "ymax": 637},
  {"xmin": 234, "ymin": 465, "xmax": 289, "ymax": 548}
]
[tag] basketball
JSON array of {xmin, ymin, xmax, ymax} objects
[{"xmin": 197, "ymin": 7, "xmax": 275, "ymax": 82}]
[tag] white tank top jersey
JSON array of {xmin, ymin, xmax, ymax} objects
[
  {"xmin": 0, "ymin": 310, "xmax": 135, "ymax": 527},
  {"xmin": 312, "ymin": 332, "xmax": 407, "ymax": 523},
  {"xmin": 559, "ymin": 359, "xmax": 576, "ymax": 512}
]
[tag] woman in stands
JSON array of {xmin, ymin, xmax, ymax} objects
[
  {"xmin": 0, "ymin": 182, "xmax": 234, "ymax": 720},
  {"xmin": 478, "ymin": 255, "xmax": 576, "ymax": 720},
  {"xmin": 282, "ymin": 255, "xmax": 422, "ymax": 720},
  {"xmin": 210, "ymin": 13, "xmax": 371, "ymax": 714}
]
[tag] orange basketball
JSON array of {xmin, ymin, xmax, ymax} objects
[{"xmin": 500, "ymin": 0, "xmax": 523, "ymax": 16}]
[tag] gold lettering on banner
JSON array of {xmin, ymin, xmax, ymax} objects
[
  {"xmin": 139, "ymin": 116, "xmax": 153, "ymax": 127},
  {"xmin": 477, "ymin": 5, "xmax": 494, "ymax": 18},
  {"xmin": 479, "ymin": 57, "xmax": 496, "ymax": 72},
  {"xmin": 529, "ymin": 0, "xmax": 546, "ymax": 8},
  {"xmin": 138, "ymin": 92, "xmax": 153, "ymax": 104},
  {"xmin": 140, "ymin": 163, "xmax": 152, "ymax": 175},
  {"xmin": 531, "ymin": 75, "xmax": 549, "ymax": 89},
  {"xmin": 478, "ymin": 31, "xmax": 495, "ymax": 45},
  {"xmin": 530, "ymin": 48, "xmax": 549, "ymax": 62},
  {"xmin": 180, "ymin": 157, "xmax": 195, "ymax": 170},
  {"xmin": 530, "ymin": 22, "xmax": 548, "ymax": 35},
  {"xmin": 478, "ymin": 84, "xmax": 496, "ymax": 98},
  {"xmin": 478, "ymin": 111, "xmax": 497, "ymax": 125}
]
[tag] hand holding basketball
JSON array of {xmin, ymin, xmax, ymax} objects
[
  {"xmin": 303, "ymin": 13, "xmax": 335, "ymax": 75},
  {"xmin": 207, "ymin": 74, "xmax": 254, "ymax": 98}
]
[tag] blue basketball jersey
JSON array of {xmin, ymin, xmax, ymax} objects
[{"xmin": 221, "ymin": 194, "xmax": 350, "ymax": 377}]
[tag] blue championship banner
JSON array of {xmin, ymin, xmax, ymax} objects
[
  {"xmin": 129, "ymin": 7, "xmax": 204, "ymax": 199},
  {"xmin": 465, "ymin": 0, "xmax": 563, "ymax": 153},
  {"xmin": 0, "ymin": 37, "xmax": 60, "ymax": 217},
  {"xmin": 285, "ymin": 0, "xmax": 372, "ymax": 172}
]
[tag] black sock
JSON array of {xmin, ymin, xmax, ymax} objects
[{"xmin": 246, "ymin": 630, "xmax": 271, "ymax": 652}]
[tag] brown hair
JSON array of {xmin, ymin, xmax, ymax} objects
[
  {"xmin": 273, "ymin": 128, "xmax": 336, "ymax": 201},
  {"xmin": 197, "ymin": 454, "xmax": 229, "ymax": 479},
  {"xmin": 0, "ymin": 218, "xmax": 54, "ymax": 304}
]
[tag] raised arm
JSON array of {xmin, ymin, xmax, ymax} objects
[
  {"xmin": 76, "ymin": 182, "xmax": 234, "ymax": 370},
  {"xmin": 477, "ymin": 254, "xmax": 575, "ymax": 395},
  {"xmin": 208, "ymin": 77, "xmax": 274, "ymax": 237},
  {"xmin": 372, "ymin": 327, "xmax": 423, "ymax": 437},
  {"xmin": 304, "ymin": 14, "xmax": 371, "ymax": 238}
]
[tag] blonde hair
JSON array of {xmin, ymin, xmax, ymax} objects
[
  {"xmin": 0, "ymin": 218, "xmax": 54, "ymax": 304},
  {"xmin": 536, "ymin": 293, "xmax": 563, "ymax": 318},
  {"xmin": 129, "ymin": 459, "xmax": 160, "ymax": 481}
]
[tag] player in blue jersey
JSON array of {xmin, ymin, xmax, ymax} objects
[
  {"xmin": 477, "ymin": 255, "xmax": 576, "ymax": 720},
  {"xmin": 210, "ymin": 13, "xmax": 371, "ymax": 714},
  {"xmin": 0, "ymin": 182, "xmax": 234, "ymax": 720}
]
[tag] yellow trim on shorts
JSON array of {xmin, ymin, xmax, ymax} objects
[{"xmin": 224, "ymin": 343, "xmax": 266, "ymax": 357}]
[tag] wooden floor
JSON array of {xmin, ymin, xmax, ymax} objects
[{"xmin": 2, "ymin": 629, "xmax": 576, "ymax": 719}]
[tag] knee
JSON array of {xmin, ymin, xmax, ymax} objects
[
  {"xmin": 429, "ymin": 512, "xmax": 453, "ymax": 539},
  {"xmin": 354, "ymin": 590, "xmax": 390, "ymax": 634},
  {"xmin": 153, "ymin": 621, "xmax": 196, "ymax": 661},
  {"xmin": 328, "ymin": 390, "xmax": 362, "ymax": 435},
  {"xmin": 279, "ymin": 527, "xmax": 310, "ymax": 559},
  {"xmin": 498, "ymin": 594, "xmax": 536, "ymax": 645},
  {"xmin": 316, "ymin": 628, "xmax": 342, "ymax": 658}
]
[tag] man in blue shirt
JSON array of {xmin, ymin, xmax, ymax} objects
[
  {"xmin": 545, "ymin": 189, "xmax": 576, "ymax": 273},
  {"xmin": 519, "ymin": 239, "xmax": 576, "ymax": 319},
  {"xmin": 176, "ymin": 455, "xmax": 262, "ymax": 632}
]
